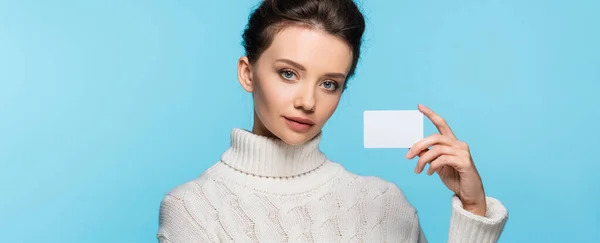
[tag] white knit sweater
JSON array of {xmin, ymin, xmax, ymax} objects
[{"xmin": 157, "ymin": 128, "xmax": 508, "ymax": 242}]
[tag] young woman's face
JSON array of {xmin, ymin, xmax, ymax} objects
[{"xmin": 238, "ymin": 25, "xmax": 353, "ymax": 145}]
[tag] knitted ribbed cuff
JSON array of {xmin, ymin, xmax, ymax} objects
[{"xmin": 448, "ymin": 195, "xmax": 508, "ymax": 243}]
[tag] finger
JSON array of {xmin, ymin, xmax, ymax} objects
[
  {"xmin": 417, "ymin": 148, "xmax": 429, "ymax": 157},
  {"xmin": 415, "ymin": 145, "xmax": 456, "ymax": 174},
  {"xmin": 418, "ymin": 104, "xmax": 457, "ymax": 139},
  {"xmin": 406, "ymin": 134, "xmax": 457, "ymax": 159},
  {"xmin": 427, "ymin": 155, "xmax": 460, "ymax": 175}
]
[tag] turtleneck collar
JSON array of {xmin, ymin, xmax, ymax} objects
[{"xmin": 220, "ymin": 128, "xmax": 327, "ymax": 178}]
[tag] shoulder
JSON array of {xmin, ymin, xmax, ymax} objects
[
  {"xmin": 158, "ymin": 173, "xmax": 224, "ymax": 221},
  {"xmin": 159, "ymin": 174, "xmax": 217, "ymax": 209},
  {"xmin": 158, "ymin": 175, "xmax": 221, "ymax": 231},
  {"xmin": 157, "ymin": 176, "xmax": 216, "ymax": 241},
  {"xmin": 164, "ymin": 174, "xmax": 211, "ymax": 195}
]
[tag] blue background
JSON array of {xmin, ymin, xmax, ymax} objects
[{"xmin": 1, "ymin": 0, "xmax": 598, "ymax": 242}]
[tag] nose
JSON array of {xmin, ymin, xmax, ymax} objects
[{"xmin": 293, "ymin": 85, "xmax": 316, "ymax": 112}]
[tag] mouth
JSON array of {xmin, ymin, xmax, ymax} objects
[
  {"xmin": 284, "ymin": 116, "xmax": 315, "ymax": 132},
  {"xmin": 284, "ymin": 116, "xmax": 315, "ymax": 125}
]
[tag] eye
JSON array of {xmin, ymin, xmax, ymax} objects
[
  {"xmin": 279, "ymin": 70, "xmax": 297, "ymax": 80},
  {"xmin": 321, "ymin": 81, "xmax": 339, "ymax": 91}
]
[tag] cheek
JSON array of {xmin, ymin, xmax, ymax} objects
[
  {"xmin": 264, "ymin": 86, "xmax": 293, "ymax": 107},
  {"xmin": 254, "ymin": 75, "xmax": 295, "ymax": 114},
  {"xmin": 316, "ymin": 94, "xmax": 341, "ymax": 122}
]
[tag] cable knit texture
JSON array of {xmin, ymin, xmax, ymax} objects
[{"xmin": 157, "ymin": 129, "xmax": 508, "ymax": 242}]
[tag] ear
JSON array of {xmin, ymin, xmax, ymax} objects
[{"xmin": 237, "ymin": 56, "xmax": 254, "ymax": 93}]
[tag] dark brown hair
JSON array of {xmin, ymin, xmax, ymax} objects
[{"xmin": 242, "ymin": 0, "xmax": 366, "ymax": 89}]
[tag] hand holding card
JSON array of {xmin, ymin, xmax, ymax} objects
[{"xmin": 364, "ymin": 104, "xmax": 489, "ymax": 216}]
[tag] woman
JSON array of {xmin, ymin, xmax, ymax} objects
[{"xmin": 157, "ymin": 0, "xmax": 508, "ymax": 242}]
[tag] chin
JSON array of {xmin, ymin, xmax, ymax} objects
[{"xmin": 274, "ymin": 127, "xmax": 318, "ymax": 146}]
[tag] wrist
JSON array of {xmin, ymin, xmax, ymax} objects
[{"xmin": 462, "ymin": 200, "xmax": 487, "ymax": 217}]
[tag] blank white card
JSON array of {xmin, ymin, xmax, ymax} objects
[{"xmin": 363, "ymin": 110, "xmax": 424, "ymax": 148}]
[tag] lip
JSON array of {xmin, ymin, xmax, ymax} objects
[
  {"xmin": 284, "ymin": 116, "xmax": 315, "ymax": 125},
  {"xmin": 284, "ymin": 116, "xmax": 315, "ymax": 133}
]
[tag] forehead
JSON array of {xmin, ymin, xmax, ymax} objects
[{"xmin": 260, "ymin": 25, "xmax": 353, "ymax": 74}]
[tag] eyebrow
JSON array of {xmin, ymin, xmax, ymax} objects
[{"xmin": 275, "ymin": 58, "xmax": 347, "ymax": 80}]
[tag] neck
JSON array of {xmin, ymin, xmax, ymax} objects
[
  {"xmin": 220, "ymin": 128, "xmax": 327, "ymax": 178},
  {"xmin": 251, "ymin": 111, "xmax": 276, "ymax": 139}
]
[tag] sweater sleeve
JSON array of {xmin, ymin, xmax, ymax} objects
[
  {"xmin": 157, "ymin": 193, "xmax": 210, "ymax": 243},
  {"xmin": 417, "ymin": 226, "xmax": 427, "ymax": 243},
  {"xmin": 447, "ymin": 195, "xmax": 508, "ymax": 243}
]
